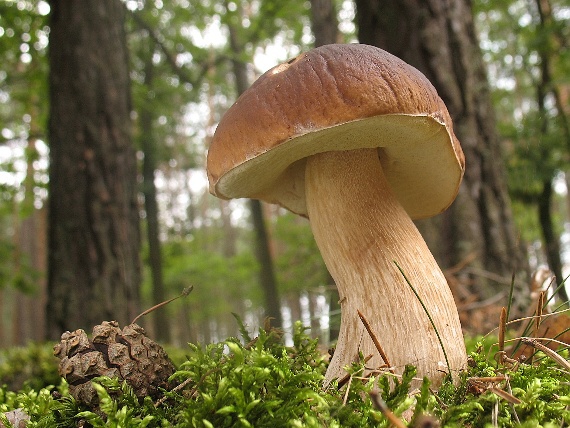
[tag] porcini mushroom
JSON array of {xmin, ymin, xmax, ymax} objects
[{"xmin": 207, "ymin": 44, "xmax": 467, "ymax": 385}]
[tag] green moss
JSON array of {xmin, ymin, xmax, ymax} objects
[
  {"xmin": 0, "ymin": 342, "xmax": 60, "ymax": 391},
  {"xmin": 1, "ymin": 330, "xmax": 569, "ymax": 427}
]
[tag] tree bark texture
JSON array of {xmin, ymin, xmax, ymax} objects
[
  {"xmin": 534, "ymin": 0, "xmax": 569, "ymax": 301},
  {"xmin": 538, "ymin": 179, "xmax": 567, "ymax": 300},
  {"xmin": 140, "ymin": 45, "xmax": 171, "ymax": 341},
  {"xmin": 249, "ymin": 200, "xmax": 283, "ymax": 327},
  {"xmin": 47, "ymin": 0, "xmax": 141, "ymax": 339},
  {"xmin": 355, "ymin": 0, "xmax": 529, "ymax": 304},
  {"xmin": 227, "ymin": 20, "xmax": 283, "ymax": 327},
  {"xmin": 310, "ymin": 0, "xmax": 339, "ymax": 47}
]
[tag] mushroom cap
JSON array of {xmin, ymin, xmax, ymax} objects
[{"xmin": 207, "ymin": 43, "xmax": 464, "ymax": 219}]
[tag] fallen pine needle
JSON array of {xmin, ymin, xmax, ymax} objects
[
  {"xmin": 469, "ymin": 376, "xmax": 508, "ymax": 383},
  {"xmin": 489, "ymin": 386, "xmax": 522, "ymax": 405},
  {"xmin": 395, "ymin": 262, "xmax": 451, "ymax": 376},
  {"xmin": 520, "ymin": 337, "xmax": 570, "ymax": 371},
  {"xmin": 498, "ymin": 307, "xmax": 507, "ymax": 365},
  {"xmin": 132, "ymin": 286, "xmax": 194, "ymax": 325}
]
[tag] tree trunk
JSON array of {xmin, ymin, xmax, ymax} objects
[
  {"xmin": 47, "ymin": 0, "xmax": 141, "ymax": 338},
  {"xmin": 140, "ymin": 43, "xmax": 171, "ymax": 341},
  {"xmin": 310, "ymin": 0, "xmax": 339, "ymax": 47},
  {"xmin": 249, "ymin": 200, "xmax": 282, "ymax": 327},
  {"xmin": 538, "ymin": 179, "xmax": 567, "ymax": 300},
  {"xmin": 15, "ymin": 208, "xmax": 47, "ymax": 344},
  {"xmin": 534, "ymin": 0, "xmax": 569, "ymax": 301},
  {"xmin": 227, "ymin": 18, "xmax": 282, "ymax": 327},
  {"xmin": 355, "ymin": 0, "xmax": 529, "ymax": 306}
]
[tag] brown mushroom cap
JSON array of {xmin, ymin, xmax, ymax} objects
[{"xmin": 207, "ymin": 43, "xmax": 464, "ymax": 219}]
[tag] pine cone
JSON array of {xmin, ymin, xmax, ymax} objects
[{"xmin": 53, "ymin": 321, "xmax": 175, "ymax": 408}]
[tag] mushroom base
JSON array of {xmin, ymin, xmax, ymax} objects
[{"xmin": 305, "ymin": 148, "xmax": 467, "ymax": 386}]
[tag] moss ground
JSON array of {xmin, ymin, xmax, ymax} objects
[{"xmin": 0, "ymin": 320, "xmax": 569, "ymax": 427}]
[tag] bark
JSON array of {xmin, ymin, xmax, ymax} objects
[
  {"xmin": 534, "ymin": 0, "xmax": 569, "ymax": 301},
  {"xmin": 310, "ymin": 0, "xmax": 339, "ymax": 47},
  {"xmin": 140, "ymin": 43, "xmax": 170, "ymax": 341},
  {"xmin": 15, "ymin": 209, "xmax": 47, "ymax": 344},
  {"xmin": 355, "ymin": 0, "xmax": 529, "ymax": 305},
  {"xmin": 227, "ymin": 19, "xmax": 282, "ymax": 327},
  {"xmin": 538, "ymin": 179, "xmax": 567, "ymax": 300},
  {"xmin": 47, "ymin": 0, "xmax": 140, "ymax": 338},
  {"xmin": 249, "ymin": 200, "xmax": 283, "ymax": 327}
]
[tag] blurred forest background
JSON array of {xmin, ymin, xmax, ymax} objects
[{"xmin": 0, "ymin": 0, "xmax": 569, "ymax": 349}]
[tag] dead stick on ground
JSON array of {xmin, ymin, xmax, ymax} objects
[
  {"xmin": 342, "ymin": 373, "xmax": 353, "ymax": 405},
  {"xmin": 358, "ymin": 310, "xmax": 394, "ymax": 373},
  {"xmin": 469, "ymin": 376, "xmax": 508, "ymax": 383}
]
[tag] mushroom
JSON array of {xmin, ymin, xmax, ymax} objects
[{"xmin": 207, "ymin": 44, "xmax": 467, "ymax": 385}]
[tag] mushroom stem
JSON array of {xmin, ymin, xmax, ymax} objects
[{"xmin": 305, "ymin": 148, "xmax": 466, "ymax": 386}]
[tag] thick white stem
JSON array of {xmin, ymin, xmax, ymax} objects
[{"xmin": 305, "ymin": 148, "xmax": 466, "ymax": 385}]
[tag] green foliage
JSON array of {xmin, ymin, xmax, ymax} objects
[
  {"xmin": 0, "ymin": 387, "xmax": 57, "ymax": 427},
  {"xmin": 0, "ymin": 325, "xmax": 383, "ymax": 427},
  {"xmin": 432, "ymin": 344, "xmax": 570, "ymax": 427},
  {"xmin": 0, "ymin": 0, "xmax": 50, "ymax": 141}
]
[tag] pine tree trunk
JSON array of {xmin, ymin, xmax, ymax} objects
[
  {"xmin": 534, "ymin": 0, "xmax": 569, "ymax": 301},
  {"xmin": 310, "ymin": 0, "xmax": 339, "ymax": 46},
  {"xmin": 227, "ymin": 19, "xmax": 282, "ymax": 327},
  {"xmin": 47, "ymin": 0, "xmax": 141, "ymax": 338},
  {"xmin": 249, "ymin": 200, "xmax": 282, "ymax": 327},
  {"xmin": 140, "ymin": 46, "xmax": 170, "ymax": 341},
  {"xmin": 538, "ymin": 179, "xmax": 567, "ymax": 300},
  {"xmin": 355, "ymin": 0, "xmax": 529, "ymax": 305}
]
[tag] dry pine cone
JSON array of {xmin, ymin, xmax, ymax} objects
[{"xmin": 53, "ymin": 321, "xmax": 175, "ymax": 408}]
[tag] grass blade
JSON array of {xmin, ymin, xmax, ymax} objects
[{"xmin": 394, "ymin": 261, "xmax": 451, "ymax": 376}]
